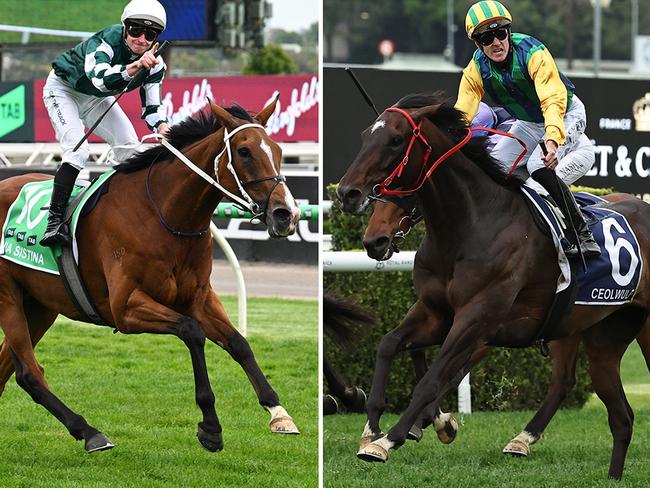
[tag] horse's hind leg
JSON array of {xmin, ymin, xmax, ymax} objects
[
  {"xmin": 503, "ymin": 333, "xmax": 581, "ymax": 457},
  {"xmin": 323, "ymin": 355, "xmax": 366, "ymax": 413},
  {"xmin": 635, "ymin": 316, "xmax": 650, "ymax": 372},
  {"xmin": 196, "ymin": 291, "xmax": 299, "ymax": 434},
  {"xmin": 0, "ymin": 288, "xmax": 112, "ymax": 452},
  {"xmin": 582, "ymin": 308, "xmax": 645, "ymax": 480},
  {"xmin": 0, "ymin": 300, "xmax": 57, "ymax": 396}
]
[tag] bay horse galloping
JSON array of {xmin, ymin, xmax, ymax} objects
[
  {"xmin": 363, "ymin": 193, "xmax": 650, "ymax": 456},
  {"xmin": 0, "ymin": 99, "xmax": 301, "ymax": 453},
  {"xmin": 337, "ymin": 94, "xmax": 650, "ymax": 479}
]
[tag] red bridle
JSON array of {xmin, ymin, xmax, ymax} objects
[{"xmin": 376, "ymin": 107, "xmax": 527, "ymax": 196}]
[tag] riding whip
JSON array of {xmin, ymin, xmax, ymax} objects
[
  {"xmin": 538, "ymin": 141, "xmax": 587, "ymax": 271},
  {"xmin": 345, "ymin": 68, "xmax": 380, "ymax": 117},
  {"xmin": 73, "ymin": 40, "xmax": 170, "ymax": 152}
]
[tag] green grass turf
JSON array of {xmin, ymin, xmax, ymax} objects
[
  {"xmin": 0, "ymin": 1, "xmax": 125, "ymax": 43},
  {"xmin": 0, "ymin": 296, "xmax": 318, "ymax": 488},
  {"xmin": 324, "ymin": 342, "xmax": 650, "ymax": 487}
]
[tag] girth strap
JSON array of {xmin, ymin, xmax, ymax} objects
[{"xmin": 56, "ymin": 185, "xmax": 110, "ymax": 327}]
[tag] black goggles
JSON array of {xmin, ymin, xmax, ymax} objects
[
  {"xmin": 475, "ymin": 28, "xmax": 509, "ymax": 46},
  {"xmin": 126, "ymin": 24, "xmax": 160, "ymax": 42}
]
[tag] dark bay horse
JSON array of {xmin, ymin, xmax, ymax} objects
[
  {"xmin": 337, "ymin": 94, "xmax": 650, "ymax": 479},
  {"xmin": 363, "ymin": 193, "xmax": 650, "ymax": 456},
  {"xmin": 0, "ymin": 99, "xmax": 301, "ymax": 453}
]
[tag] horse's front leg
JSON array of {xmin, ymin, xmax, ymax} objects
[
  {"xmin": 361, "ymin": 301, "xmax": 445, "ymax": 450},
  {"xmin": 358, "ymin": 296, "xmax": 508, "ymax": 463},
  {"xmin": 408, "ymin": 345, "xmax": 488, "ymax": 444},
  {"xmin": 117, "ymin": 289, "xmax": 223, "ymax": 451},
  {"xmin": 503, "ymin": 333, "xmax": 581, "ymax": 457},
  {"xmin": 195, "ymin": 290, "xmax": 299, "ymax": 434}
]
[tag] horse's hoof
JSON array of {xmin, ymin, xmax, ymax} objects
[
  {"xmin": 197, "ymin": 426, "xmax": 224, "ymax": 452},
  {"xmin": 359, "ymin": 432, "xmax": 384, "ymax": 450},
  {"xmin": 342, "ymin": 387, "xmax": 367, "ymax": 413},
  {"xmin": 503, "ymin": 439, "xmax": 529, "ymax": 457},
  {"xmin": 407, "ymin": 424, "xmax": 423, "ymax": 442},
  {"xmin": 270, "ymin": 416, "xmax": 300, "ymax": 434},
  {"xmin": 357, "ymin": 441, "xmax": 388, "ymax": 463},
  {"xmin": 435, "ymin": 415, "xmax": 458, "ymax": 444},
  {"xmin": 323, "ymin": 394, "xmax": 339, "ymax": 416},
  {"xmin": 85, "ymin": 432, "xmax": 114, "ymax": 453}
]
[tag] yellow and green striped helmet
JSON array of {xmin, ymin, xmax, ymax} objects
[{"xmin": 465, "ymin": 1, "xmax": 512, "ymax": 39}]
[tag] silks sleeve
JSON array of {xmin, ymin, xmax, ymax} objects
[
  {"xmin": 527, "ymin": 49, "xmax": 568, "ymax": 145},
  {"xmin": 454, "ymin": 60, "xmax": 484, "ymax": 123}
]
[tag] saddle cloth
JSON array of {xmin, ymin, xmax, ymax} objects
[
  {"xmin": 520, "ymin": 186, "xmax": 643, "ymax": 305},
  {"xmin": 0, "ymin": 170, "xmax": 115, "ymax": 274}
]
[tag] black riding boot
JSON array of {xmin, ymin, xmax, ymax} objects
[
  {"xmin": 40, "ymin": 163, "xmax": 79, "ymax": 247},
  {"xmin": 532, "ymin": 167, "xmax": 601, "ymax": 259}
]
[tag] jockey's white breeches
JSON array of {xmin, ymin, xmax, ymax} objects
[
  {"xmin": 43, "ymin": 70, "xmax": 139, "ymax": 170},
  {"xmin": 491, "ymin": 95, "xmax": 588, "ymax": 178}
]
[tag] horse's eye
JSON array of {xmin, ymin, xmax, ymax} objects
[
  {"xmin": 389, "ymin": 136, "xmax": 403, "ymax": 147},
  {"xmin": 238, "ymin": 147, "xmax": 251, "ymax": 157}
]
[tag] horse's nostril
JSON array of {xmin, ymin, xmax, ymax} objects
[
  {"xmin": 272, "ymin": 208, "xmax": 292, "ymax": 225},
  {"xmin": 364, "ymin": 236, "xmax": 390, "ymax": 258},
  {"xmin": 341, "ymin": 188, "xmax": 363, "ymax": 207}
]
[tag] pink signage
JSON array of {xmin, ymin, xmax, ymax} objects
[{"xmin": 34, "ymin": 74, "xmax": 319, "ymax": 143}]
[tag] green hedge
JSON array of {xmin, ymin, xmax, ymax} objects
[{"xmin": 325, "ymin": 185, "xmax": 595, "ymax": 412}]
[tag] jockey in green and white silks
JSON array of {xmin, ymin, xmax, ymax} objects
[
  {"xmin": 41, "ymin": 0, "xmax": 169, "ymax": 247},
  {"xmin": 455, "ymin": 1, "xmax": 600, "ymax": 259}
]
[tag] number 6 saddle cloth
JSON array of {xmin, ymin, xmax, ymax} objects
[{"xmin": 521, "ymin": 186, "xmax": 643, "ymax": 306}]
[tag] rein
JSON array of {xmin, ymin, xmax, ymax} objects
[{"xmin": 374, "ymin": 107, "xmax": 527, "ymax": 197}]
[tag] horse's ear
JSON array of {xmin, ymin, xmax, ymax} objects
[
  {"xmin": 255, "ymin": 94, "xmax": 279, "ymax": 126},
  {"xmin": 209, "ymin": 100, "xmax": 238, "ymax": 131},
  {"xmin": 412, "ymin": 104, "xmax": 440, "ymax": 122}
]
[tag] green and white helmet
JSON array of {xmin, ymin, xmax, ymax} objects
[{"xmin": 121, "ymin": 0, "xmax": 167, "ymax": 31}]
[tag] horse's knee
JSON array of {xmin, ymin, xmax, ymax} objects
[
  {"xmin": 14, "ymin": 367, "xmax": 47, "ymax": 403},
  {"xmin": 176, "ymin": 318, "xmax": 206, "ymax": 347},
  {"xmin": 227, "ymin": 332, "xmax": 254, "ymax": 362},
  {"xmin": 376, "ymin": 332, "xmax": 403, "ymax": 359}
]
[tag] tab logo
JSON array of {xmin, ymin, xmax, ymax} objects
[
  {"xmin": 5, "ymin": 227, "xmax": 15, "ymax": 238},
  {"xmin": 16, "ymin": 231, "xmax": 25, "ymax": 242},
  {"xmin": 0, "ymin": 85, "xmax": 26, "ymax": 138},
  {"xmin": 27, "ymin": 235, "xmax": 36, "ymax": 246}
]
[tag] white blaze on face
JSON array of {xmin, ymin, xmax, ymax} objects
[
  {"xmin": 259, "ymin": 139, "xmax": 278, "ymax": 175},
  {"xmin": 371, "ymin": 120, "xmax": 386, "ymax": 134}
]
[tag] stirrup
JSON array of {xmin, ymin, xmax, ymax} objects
[{"xmin": 40, "ymin": 223, "xmax": 71, "ymax": 247}]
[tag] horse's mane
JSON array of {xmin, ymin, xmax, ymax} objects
[
  {"xmin": 114, "ymin": 105, "xmax": 254, "ymax": 174},
  {"xmin": 394, "ymin": 93, "xmax": 522, "ymax": 188}
]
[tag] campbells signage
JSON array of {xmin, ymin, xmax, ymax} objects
[{"xmin": 33, "ymin": 74, "xmax": 319, "ymax": 143}]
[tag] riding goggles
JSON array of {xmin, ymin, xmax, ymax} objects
[
  {"xmin": 475, "ymin": 28, "xmax": 509, "ymax": 46},
  {"xmin": 126, "ymin": 24, "xmax": 160, "ymax": 42}
]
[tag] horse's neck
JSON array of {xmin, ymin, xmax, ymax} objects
[
  {"xmin": 156, "ymin": 132, "xmax": 224, "ymax": 229},
  {"xmin": 419, "ymin": 152, "xmax": 517, "ymax": 245}
]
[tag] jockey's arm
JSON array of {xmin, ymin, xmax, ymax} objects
[
  {"xmin": 528, "ymin": 49, "xmax": 568, "ymax": 147},
  {"xmin": 454, "ymin": 61, "xmax": 484, "ymax": 124},
  {"xmin": 84, "ymin": 38, "xmax": 133, "ymax": 93}
]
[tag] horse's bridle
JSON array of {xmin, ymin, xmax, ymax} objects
[
  {"xmin": 144, "ymin": 123, "xmax": 286, "ymax": 237},
  {"xmin": 373, "ymin": 107, "xmax": 527, "ymax": 198},
  {"xmin": 156, "ymin": 123, "xmax": 286, "ymax": 221},
  {"xmin": 213, "ymin": 123, "xmax": 286, "ymax": 221}
]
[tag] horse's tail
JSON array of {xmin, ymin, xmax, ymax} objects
[
  {"xmin": 323, "ymin": 293, "xmax": 376, "ymax": 347},
  {"xmin": 636, "ymin": 315, "xmax": 650, "ymax": 373}
]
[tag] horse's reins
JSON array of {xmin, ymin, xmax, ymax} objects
[{"xmin": 374, "ymin": 107, "xmax": 527, "ymax": 197}]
